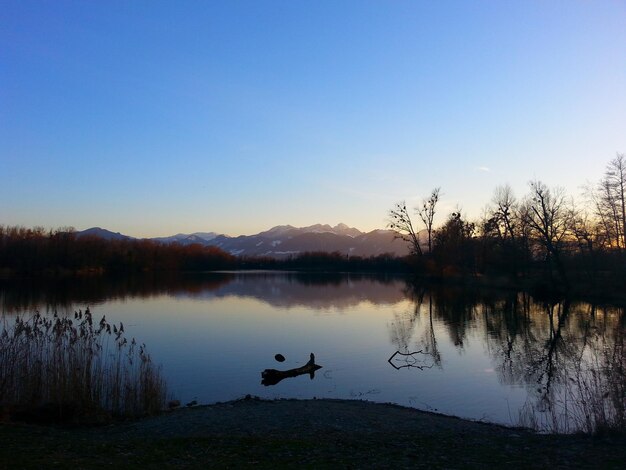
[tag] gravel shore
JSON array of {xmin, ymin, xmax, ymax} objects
[{"xmin": 1, "ymin": 398, "xmax": 624, "ymax": 469}]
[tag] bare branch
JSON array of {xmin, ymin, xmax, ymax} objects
[{"xmin": 388, "ymin": 201, "xmax": 422, "ymax": 256}]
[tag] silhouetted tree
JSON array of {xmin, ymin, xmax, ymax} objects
[
  {"xmin": 479, "ymin": 185, "xmax": 526, "ymax": 277},
  {"xmin": 521, "ymin": 181, "xmax": 572, "ymax": 287},
  {"xmin": 417, "ymin": 187, "xmax": 441, "ymax": 253},
  {"xmin": 590, "ymin": 153, "xmax": 626, "ymax": 250},
  {"xmin": 607, "ymin": 154, "xmax": 626, "ymax": 247},
  {"xmin": 489, "ymin": 185, "xmax": 518, "ymax": 242},
  {"xmin": 388, "ymin": 201, "xmax": 423, "ymax": 257},
  {"xmin": 433, "ymin": 211, "xmax": 476, "ymax": 275},
  {"xmin": 388, "ymin": 188, "xmax": 441, "ymax": 258}
]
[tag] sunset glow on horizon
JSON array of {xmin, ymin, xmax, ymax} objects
[{"xmin": 2, "ymin": 1, "xmax": 625, "ymax": 238}]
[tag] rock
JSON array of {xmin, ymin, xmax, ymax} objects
[{"xmin": 275, "ymin": 354, "xmax": 286, "ymax": 362}]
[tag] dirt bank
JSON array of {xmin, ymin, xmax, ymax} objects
[{"xmin": 1, "ymin": 398, "xmax": 624, "ymax": 469}]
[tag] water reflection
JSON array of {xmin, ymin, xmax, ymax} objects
[
  {"xmin": 1, "ymin": 272, "xmax": 623, "ymax": 432},
  {"xmin": 0, "ymin": 272, "xmax": 403, "ymax": 313},
  {"xmin": 388, "ymin": 284, "xmax": 625, "ymax": 433},
  {"xmin": 0, "ymin": 273, "xmax": 235, "ymax": 313}
]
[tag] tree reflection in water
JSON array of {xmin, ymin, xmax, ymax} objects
[
  {"xmin": 2, "ymin": 273, "xmax": 623, "ymax": 433},
  {"xmin": 393, "ymin": 281, "xmax": 625, "ymax": 433},
  {"xmin": 517, "ymin": 301, "xmax": 625, "ymax": 433}
]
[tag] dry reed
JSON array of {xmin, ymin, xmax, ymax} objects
[
  {"xmin": 519, "ymin": 324, "xmax": 625, "ymax": 434},
  {"xmin": 0, "ymin": 308, "xmax": 167, "ymax": 422}
]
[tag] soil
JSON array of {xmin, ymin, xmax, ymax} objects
[{"xmin": 1, "ymin": 397, "xmax": 624, "ymax": 469}]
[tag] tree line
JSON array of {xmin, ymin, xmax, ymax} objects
[
  {"xmin": 0, "ymin": 227, "xmax": 408, "ymax": 275},
  {"xmin": 3, "ymin": 152, "xmax": 625, "ymax": 293},
  {"xmin": 0, "ymin": 228, "xmax": 236, "ymax": 274},
  {"xmin": 389, "ymin": 153, "xmax": 626, "ymax": 294}
]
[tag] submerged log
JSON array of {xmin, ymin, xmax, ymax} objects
[{"xmin": 261, "ymin": 353, "xmax": 322, "ymax": 386}]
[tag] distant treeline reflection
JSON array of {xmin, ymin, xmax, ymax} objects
[{"xmin": 0, "ymin": 271, "xmax": 402, "ymax": 313}]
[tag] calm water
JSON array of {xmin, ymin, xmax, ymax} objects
[{"xmin": 1, "ymin": 272, "xmax": 624, "ymax": 432}]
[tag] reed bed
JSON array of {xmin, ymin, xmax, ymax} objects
[
  {"xmin": 519, "ymin": 325, "xmax": 625, "ymax": 435},
  {"xmin": 0, "ymin": 308, "xmax": 167, "ymax": 422}
]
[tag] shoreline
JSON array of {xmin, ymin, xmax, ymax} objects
[
  {"xmin": 2, "ymin": 398, "xmax": 624, "ymax": 468},
  {"xmin": 3, "ymin": 268, "xmax": 626, "ymax": 306}
]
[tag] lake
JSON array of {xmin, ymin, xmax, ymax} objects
[{"xmin": 1, "ymin": 271, "xmax": 623, "ymax": 433}]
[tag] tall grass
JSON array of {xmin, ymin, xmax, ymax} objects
[
  {"xmin": 519, "ymin": 323, "xmax": 625, "ymax": 435},
  {"xmin": 0, "ymin": 308, "xmax": 167, "ymax": 422}
]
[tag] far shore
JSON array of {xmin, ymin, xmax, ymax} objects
[{"xmin": 4, "ymin": 267, "xmax": 626, "ymax": 307}]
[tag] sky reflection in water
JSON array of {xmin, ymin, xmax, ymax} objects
[{"xmin": 1, "ymin": 272, "xmax": 623, "ymax": 432}]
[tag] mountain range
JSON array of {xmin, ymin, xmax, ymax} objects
[{"xmin": 77, "ymin": 224, "xmax": 412, "ymax": 258}]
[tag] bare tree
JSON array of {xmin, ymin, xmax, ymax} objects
[
  {"xmin": 602, "ymin": 153, "xmax": 626, "ymax": 250},
  {"xmin": 522, "ymin": 180, "xmax": 572, "ymax": 285},
  {"xmin": 584, "ymin": 181, "xmax": 617, "ymax": 250},
  {"xmin": 388, "ymin": 201, "xmax": 422, "ymax": 256},
  {"xmin": 491, "ymin": 185, "xmax": 517, "ymax": 241},
  {"xmin": 417, "ymin": 187, "xmax": 441, "ymax": 253},
  {"xmin": 609, "ymin": 154, "xmax": 626, "ymax": 241},
  {"xmin": 569, "ymin": 208, "xmax": 595, "ymax": 255}
]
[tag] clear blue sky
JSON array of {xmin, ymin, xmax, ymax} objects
[{"xmin": 2, "ymin": 1, "xmax": 625, "ymax": 237}]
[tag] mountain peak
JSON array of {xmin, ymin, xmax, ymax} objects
[
  {"xmin": 292, "ymin": 223, "xmax": 360, "ymax": 237},
  {"xmin": 302, "ymin": 223, "xmax": 332, "ymax": 233},
  {"xmin": 332, "ymin": 223, "xmax": 362, "ymax": 237},
  {"xmin": 75, "ymin": 223, "xmax": 408, "ymax": 258},
  {"xmin": 77, "ymin": 227, "xmax": 133, "ymax": 241},
  {"xmin": 259, "ymin": 225, "xmax": 297, "ymax": 237}
]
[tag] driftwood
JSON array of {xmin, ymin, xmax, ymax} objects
[
  {"xmin": 261, "ymin": 353, "xmax": 322, "ymax": 386},
  {"xmin": 387, "ymin": 350, "xmax": 434, "ymax": 370}
]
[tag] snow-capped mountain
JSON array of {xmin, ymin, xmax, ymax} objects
[
  {"xmin": 77, "ymin": 224, "xmax": 412, "ymax": 258},
  {"xmin": 256, "ymin": 223, "xmax": 362, "ymax": 239},
  {"xmin": 195, "ymin": 225, "xmax": 410, "ymax": 258},
  {"xmin": 151, "ymin": 232, "xmax": 219, "ymax": 245}
]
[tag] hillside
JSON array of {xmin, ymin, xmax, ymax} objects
[{"xmin": 77, "ymin": 224, "xmax": 417, "ymax": 258}]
